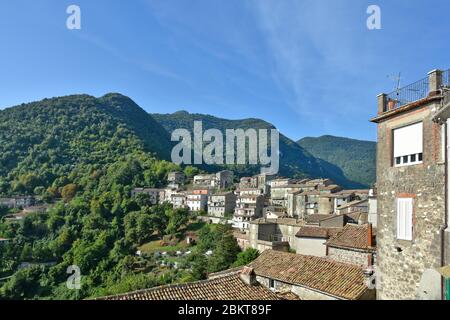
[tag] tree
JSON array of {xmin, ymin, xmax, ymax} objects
[
  {"xmin": 61, "ymin": 183, "xmax": 78, "ymax": 202},
  {"xmin": 232, "ymin": 248, "xmax": 259, "ymax": 267},
  {"xmin": 188, "ymin": 253, "xmax": 208, "ymax": 281},
  {"xmin": 124, "ymin": 211, "xmax": 153, "ymax": 245},
  {"xmin": 165, "ymin": 208, "xmax": 189, "ymax": 235},
  {"xmin": 0, "ymin": 266, "xmax": 49, "ymax": 299},
  {"xmin": 207, "ymin": 230, "xmax": 241, "ymax": 273}
]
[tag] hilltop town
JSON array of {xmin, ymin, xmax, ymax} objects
[{"xmin": 2, "ymin": 69, "xmax": 450, "ymax": 301}]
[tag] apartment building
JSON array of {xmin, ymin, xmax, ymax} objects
[
  {"xmin": 186, "ymin": 189, "xmax": 211, "ymax": 212},
  {"xmin": 207, "ymin": 192, "xmax": 236, "ymax": 218},
  {"xmin": 233, "ymin": 194, "xmax": 264, "ymax": 230}
]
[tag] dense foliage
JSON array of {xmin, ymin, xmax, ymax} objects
[
  {"xmin": 0, "ymin": 93, "xmax": 172, "ymax": 195},
  {"xmin": 298, "ymin": 135, "xmax": 376, "ymax": 187},
  {"xmin": 0, "ymin": 94, "xmax": 252, "ymax": 300}
]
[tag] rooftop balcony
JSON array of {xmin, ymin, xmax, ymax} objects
[{"xmin": 377, "ymin": 69, "xmax": 450, "ymax": 115}]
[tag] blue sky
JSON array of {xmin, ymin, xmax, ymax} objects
[{"xmin": 0, "ymin": 0, "xmax": 449, "ymax": 141}]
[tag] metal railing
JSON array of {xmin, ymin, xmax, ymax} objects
[
  {"xmin": 385, "ymin": 69, "xmax": 450, "ymax": 112},
  {"xmin": 442, "ymin": 69, "xmax": 450, "ymax": 88},
  {"xmin": 386, "ymin": 76, "xmax": 429, "ymax": 110}
]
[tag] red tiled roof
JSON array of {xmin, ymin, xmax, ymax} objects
[
  {"xmin": 96, "ymin": 271, "xmax": 287, "ymax": 300},
  {"xmin": 295, "ymin": 226, "xmax": 342, "ymax": 239},
  {"xmin": 305, "ymin": 214, "xmax": 334, "ymax": 224},
  {"xmin": 325, "ymin": 224, "xmax": 375, "ymax": 251},
  {"xmin": 249, "ymin": 250, "xmax": 369, "ymax": 300}
]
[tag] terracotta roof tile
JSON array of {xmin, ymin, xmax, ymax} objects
[
  {"xmin": 325, "ymin": 224, "xmax": 375, "ymax": 251},
  {"xmin": 249, "ymin": 250, "xmax": 369, "ymax": 300},
  {"xmin": 305, "ymin": 214, "xmax": 334, "ymax": 224},
  {"xmin": 97, "ymin": 271, "xmax": 285, "ymax": 300},
  {"xmin": 295, "ymin": 226, "xmax": 342, "ymax": 239}
]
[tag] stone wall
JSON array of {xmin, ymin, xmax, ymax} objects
[
  {"xmin": 375, "ymin": 100, "xmax": 446, "ymax": 300},
  {"xmin": 327, "ymin": 247, "xmax": 370, "ymax": 267},
  {"xmin": 291, "ymin": 285, "xmax": 337, "ymax": 300}
]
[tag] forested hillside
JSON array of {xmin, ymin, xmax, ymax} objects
[
  {"xmin": 0, "ymin": 93, "xmax": 173, "ymax": 196},
  {"xmin": 153, "ymin": 111, "xmax": 365, "ymax": 188},
  {"xmin": 0, "ymin": 94, "xmax": 253, "ymax": 299},
  {"xmin": 298, "ymin": 135, "xmax": 376, "ymax": 187}
]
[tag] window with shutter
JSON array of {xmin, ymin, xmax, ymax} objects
[
  {"xmin": 393, "ymin": 122, "xmax": 423, "ymax": 167},
  {"xmin": 397, "ymin": 198, "xmax": 413, "ymax": 240}
]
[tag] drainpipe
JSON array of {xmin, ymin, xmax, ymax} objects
[{"xmin": 441, "ymin": 117, "xmax": 449, "ymax": 300}]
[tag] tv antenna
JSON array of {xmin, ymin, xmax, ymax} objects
[{"xmin": 387, "ymin": 72, "xmax": 402, "ymax": 93}]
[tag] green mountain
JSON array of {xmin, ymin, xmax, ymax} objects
[
  {"xmin": 152, "ymin": 111, "xmax": 366, "ymax": 188},
  {"xmin": 0, "ymin": 93, "xmax": 174, "ymax": 194},
  {"xmin": 297, "ymin": 135, "xmax": 376, "ymax": 187}
]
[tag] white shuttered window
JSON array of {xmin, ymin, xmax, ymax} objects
[
  {"xmin": 393, "ymin": 122, "xmax": 423, "ymax": 167},
  {"xmin": 397, "ymin": 198, "xmax": 413, "ymax": 240}
]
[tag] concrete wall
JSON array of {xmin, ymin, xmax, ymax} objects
[
  {"xmin": 296, "ymin": 238, "xmax": 327, "ymax": 257},
  {"xmin": 318, "ymin": 196, "xmax": 334, "ymax": 214},
  {"xmin": 375, "ymin": 99, "xmax": 446, "ymax": 300}
]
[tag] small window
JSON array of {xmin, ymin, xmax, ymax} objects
[
  {"xmin": 269, "ymin": 279, "xmax": 275, "ymax": 289},
  {"xmin": 393, "ymin": 122, "xmax": 423, "ymax": 167},
  {"xmin": 397, "ymin": 198, "xmax": 413, "ymax": 241}
]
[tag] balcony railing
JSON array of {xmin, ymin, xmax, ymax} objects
[
  {"xmin": 382, "ymin": 69, "xmax": 450, "ymax": 113},
  {"xmin": 386, "ymin": 77, "xmax": 429, "ymax": 111}
]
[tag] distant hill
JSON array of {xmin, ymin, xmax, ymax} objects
[
  {"xmin": 297, "ymin": 135, "xmax": 376, "ymax": 187},
  {"xmin": 153, "ymin": 111, "xmax": 366, "ymax": 188},
  {"xmin": 0, "ymin": 93, "xmax": 173, "ymax": 194},
  {"xmin": 0, "ymin": 93, "xmax": 373, "ymax": 194}
]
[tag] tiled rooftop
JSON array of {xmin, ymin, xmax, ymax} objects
[
  {"xmin": 96, "ymin": 271, "xmax": 288, "ymax": 300},
  {"xmin": 249, "ymin": 250, "xmax": 369, "ymax": 300},
  {"xmin": 295, "ymin": 226, "xmax": 342, "ymax": 239},
  {"xmin": 325, "ymin": 224, "xmax": 376, "ymax": 251},
  {"xmin": 305, "ymin": 214, "xmax": 334, "ymax": 224}
]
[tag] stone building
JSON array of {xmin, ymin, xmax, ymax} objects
[
  {"xmin": 131, "ymin": 188, "xmax": 162, "ymax": 205},
  {"xmin": 336, "ymin": 199, "xmax": 368, "ymax": 215},
  {"xmin": 171, "ymin": 192, "xmax": 187, "ymax": 209},
  {"xmin": 232, "ymin": 194, "xmax": 264, "ymax": 230},
  {"xmin": 249, "ymin": 250, "xmax": 376, "ymax": 300},
  {"xmin": 207, "ymin": 192, "xmax": 236, "ymax": 218},
  {"xmin": 167, "ymin": 171, "xmax": 185, "ymax": 185},
  {"xmin": 186, "ymin": 189, "xmax": 211, "ymax": 212},
  {"xmin": 295, "ymin": 226, "xmax": 342, "ymax": 257},
  {"xmin": 371, "ymin": 69, "xmax": 450, "ymax": 300},
  {"xmin": 239, "ymin": 176, "xmax": 258, "ymax": 189},
  {"xmin": 248, "ymin": 218, "xmax": 303, "ymax": 252},
  {"xmin": 325, "ymin": 224, "xmax": 376, "ymax": 268}
]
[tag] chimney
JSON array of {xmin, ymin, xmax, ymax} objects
[
  {"xmin": 363, "ymin": 266, "xmax": 376, "ymax": 289},
  {"xmin": 428, "ymin": 69, "xmax": 443, "ymax": 95},
  {"xmin": 367, "ymin": 223, "xmax": 373, "ymax": 247},
  {"xmin": 240, "ymin": 266, "xmax": 257, "ymax": 286},
  {"xmin": 377, "ymin": 93, "xmax": 387, "ymax": 114}
]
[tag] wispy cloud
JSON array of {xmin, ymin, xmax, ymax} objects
[
  {"xmin": 72, "ymin": 31, "xmax": 184, "ymax": 82},
  {"xmin": 248, "ymin": 0, "xmax": 374, "ymax": 123}
]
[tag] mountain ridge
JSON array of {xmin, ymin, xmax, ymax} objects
[
  {"xmin": 152, "ymin": 110, "xmax": 369, "ymax": 188},
  {"xmin": 297, "ymin": 135, "xmax": 376, "ymax": 187}
]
